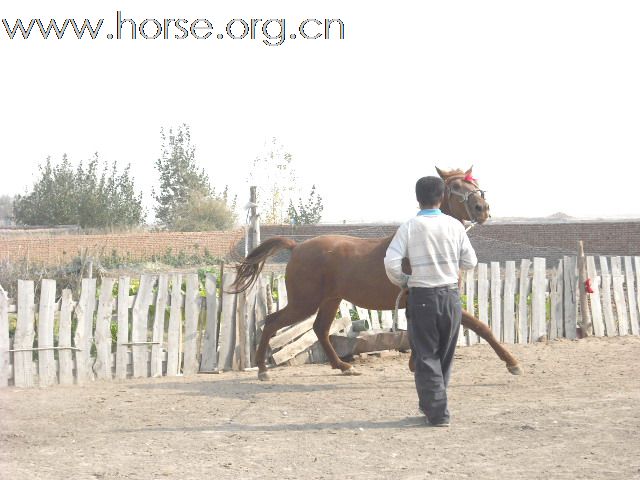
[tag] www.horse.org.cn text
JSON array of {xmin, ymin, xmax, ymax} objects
[{"xmin": 1, "ymin": 11, "xmax": 346, "ymax": 46}]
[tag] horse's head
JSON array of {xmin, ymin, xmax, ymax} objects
[{"xmin": 435, "ymin": 166, "xmax": 490, "ymax": 225}]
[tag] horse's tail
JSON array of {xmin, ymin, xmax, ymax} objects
[{"xmin": 229, "ymin": 237, "xmax": 297, "ymax": 293}]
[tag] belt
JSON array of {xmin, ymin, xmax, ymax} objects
[{"xmin": 410, "ymin": 284, "xmax": 458, "ymax": 292}]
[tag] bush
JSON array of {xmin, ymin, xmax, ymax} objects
[{"xmin": 170, "ymin": 193, "xmax": 236, "ymax": 231}]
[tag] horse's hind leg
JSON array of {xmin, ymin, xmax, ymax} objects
[
  {"xmin": 407, "ymin": 311, "xmax": 523, "ymax": 375},
  {"xmin": 313, "ymin": 298, "xmax": 359, "ymax": 375},
  {"xmin": 255, "ymin": 304, "xmax": 315, "ymax": 381}
]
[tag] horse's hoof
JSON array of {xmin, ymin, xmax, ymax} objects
[
  {"xmin": 258, "ymin": 371, "xmax": 271, "ymax": 381},
  {"xmin": 507, "ymin": 364, "xmax": 523, "ymax": 375},
  {"xmin": 342, "ymin": 366, "xmax": 362, "ymax": 376}
]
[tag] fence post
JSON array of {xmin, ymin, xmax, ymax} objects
[
  {"xmin": 218, "ymin": 271, "xmax": 238, "ymax": 371},
  {"xmin": 75, "ymin": 278, "xmax": 97, "ymax": 384},
  {"xmin": 465, "ymin": 268, "xmax": 477, "ymax": 344},
  {"xmin": 115, "ymin": 277, "xmax": 130, "ymax": 380},
  {"xmin": 277, "ymin": 276, "xmax": 288, "ymax": 311},
  {"xmin": 183, "ymin": 273, "xmax": 201, "ymax": 376},
  {"xmin": 58, "ymin": 289, "xmax": 75, "ymax": 385},
  {"xmin": 0, "ymin": 287, "xmax": 9, "ymax": 388},
  {"xmin": 477, "ymin": 263, "xmax": 489, "ymax": 343},
  {"xmin": 585, "ymin": 257, "xmax": 604, "ymax": 336},
  {"xmin": 151, "ymin": 274, "xmax": 169, "ymax": 377},
  {"xmin": 624, "ymin": 257, "xmax": 639, "ymax": 335},
  {"xmin": 14, "ymin": 280, "xmax": 36, "ymax": 388},
  {"xmin": 253, "ymin": 275, "xmax": 269, "ymax": 363},
  {"xmin": 563, "ymin": 256, "xmax": 578, "ymax": 340},
  {"xmin": 610, "ymin": 257, "xmax": 629, "ymax": 335},
  {"xmin": 236, "ymin": 284, "xmax": 253, "ymax": 370},
  {"xmin": 531, "ymin": 258, "xmax": 547, "ymax": 342},
  {"xmin": 517, "ymin": 259, "xmax": 531, "ymax": 343},
  {"xmin": 166, "ymin": 274, "xmax": 183, "ymax": 376},
  {"xmin": 37, "ymin": 279, "xmax": 57, "ymax": 386},
  {"xmin": 549, "ymin": 262, "xmax": 562, "ymax": 340},
  {"xmin": 490, "ymin": 262, "xmax": 502, "ymax": 341},
  {"xmin": 577, "ymin": 241, "xmax": 592, "ymax": 336},
  {"xmin": 200, "ymin": 272, "xmax": 219, "ymax": 373},
  {"xmin": 503, "ymin": 261, "xmax": 516, "ymax": 344},
  {"xmin": 94, "ymin": 278, "xmax": 115, "ymax": 380},
  {"xmin": 599, "ymin": 257, "xmax": 616, "ymax": 336},
  {"xmin": 132, "ymin": 275, "xmax": 156, "ymax": 378}
]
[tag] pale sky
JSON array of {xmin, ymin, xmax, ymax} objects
[{"xmin": 1, "ymin": 1, "xmax": 639, "ymax": 224}]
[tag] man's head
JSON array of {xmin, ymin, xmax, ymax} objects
[{"xmin": 416, "ymin": 176, "xmax": 445, "ymax": 209}]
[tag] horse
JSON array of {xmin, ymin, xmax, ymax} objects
[{"xmin": 232, "ymin": 167, "xmax": 523, "ymax": 380}]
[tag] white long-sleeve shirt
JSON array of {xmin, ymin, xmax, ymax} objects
[{"xmin": 384, "ymin": 209, "xmax": 478, "ymax": 288}]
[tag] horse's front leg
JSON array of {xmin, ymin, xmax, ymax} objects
[
  {"xmin": 407, "ymin": 310, "xmax": 523, "ymax": 375},
  {"xmin": 461, "ymin": 311, "xmax": 523, "ymax": 374}
]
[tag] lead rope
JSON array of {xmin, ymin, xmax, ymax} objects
[{"xmin": 392, "ymin": 288, "xmax": 405, "ymax": 332}]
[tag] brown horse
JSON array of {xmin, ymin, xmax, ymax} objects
[{"xmin": 232, "ymin": 167, "xmax": 523, "ymax": 380}]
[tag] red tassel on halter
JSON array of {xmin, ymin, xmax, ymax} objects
[
  {"xmin": 464, "ymin": 172, "xmax": 478, "ymax": 184},
  {"xmin": 585, "ymin": 278, "xmax": 594, "ymax": 294}
]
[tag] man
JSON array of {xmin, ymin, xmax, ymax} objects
[{"xmin": 384, "ymin": 176, "xmax": 477, "ymax": 427}]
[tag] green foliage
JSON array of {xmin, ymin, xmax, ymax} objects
[
  {"xmin": 0, "ymin": 195, "xmax": 14, "ymax": 224},
  {"xmin": 154, "ymin": 124, "xmax": 210, "ymax": 226},
  {"xmin": 151, "ymin": 247, "xmax": 222, "ymax": 267},
  {"xmin": 197, "ymin": 265, "xmax": 222, "ymax": 289},
  {"xmin": 153, "ymin": 124, "xmax": 236, "ymax": 230},
  {"xmin": 287, "ymin": 184, "xmax": 324, "ymax": 225},
  {"xmin": 110, "ymin": 321, "xmax": 118, "ymax": 345},
  {"xmin": 171, "ymin": 192, "xmax": 235, "ymax": 231},
  {"xmin": 13, "ymin": 155, "xmax": 145, "ymax": 228}
]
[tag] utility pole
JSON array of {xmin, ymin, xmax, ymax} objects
[{"xmin": 248, "ymin": 186, "xmax": 260, "ymax": 254}]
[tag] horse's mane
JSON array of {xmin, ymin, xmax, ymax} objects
[{"xmin": 436, "ymin": 167, "xmax": 466, "ymax": 179}]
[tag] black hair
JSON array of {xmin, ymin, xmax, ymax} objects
[{"xmin": 415, "ymin": 176, "xmax": 445, "ymax": 207}]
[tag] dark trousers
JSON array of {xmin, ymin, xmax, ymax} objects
[{"xmin": 407, "ymin": 286, "xmax": 462, "ymax": 424}]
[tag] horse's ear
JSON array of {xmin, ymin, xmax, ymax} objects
[
  {"xmin": 465, "ymin": 165, "xmax": 474, "ymax": 176},
  {"xmin": 435, "ymin": 167, "xmax": 446, "ymax": 179}
]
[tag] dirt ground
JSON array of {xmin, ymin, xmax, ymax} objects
[{"xmin": 1, "ymin": 337, "xmax": 639, "ymax": 480}]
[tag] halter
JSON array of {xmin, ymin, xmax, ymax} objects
[
  {"xmin": 392, "ymin": 173, "xmax": 488, "ymax": 331},
  {"xmin": 442, "ymin": 174, "xmax": 487, "ymax": 231}
]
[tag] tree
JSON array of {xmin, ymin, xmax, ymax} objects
[
  {"xmin": 75, "ymin": 156, "xmax": 146, "ymax": 228},
  {"xmin": 0, "ymin": 195, "xmax": 14, "ymax": 226},
  {"xmin": 13, "ymin": 155, "xmax": 145, "ymax": 229},
  {"xmin": 153, "ymin": 124, "xmax": 236, "ymax": 230},
  {"xmin": 288, "ymin": 185, "xmax": 324, "ymax": 225},
  {"xmin": 249, "ymin": 137, "xmax": 297, "ymax": 224}
]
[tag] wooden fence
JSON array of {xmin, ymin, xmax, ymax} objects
[
  {"xmin": 1, "ymin": 255, "xmax": 639, "ymax": 388},
  {"xmin": 456, "ymin": 255, "xmax": 640, "ymax": 346}
]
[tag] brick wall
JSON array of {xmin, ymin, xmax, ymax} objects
[
  {"xmin": 3, "ymin": 221, "xmax": 638, "ymax": 267},
  {"xmin": 235, "ymin": 221, "xmax": 640, "ymax": 264},
  {"xmin": 469, "ymin": 222, "xmax": 640, "ymax": 257},
  {"xmin": 0, "ymin": 230, "xmax": 245, "ymax": 266}
]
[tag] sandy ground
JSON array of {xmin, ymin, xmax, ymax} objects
[{"xmin": 1, "ymin": 336, "xmax": 639, "ymax": 480}]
